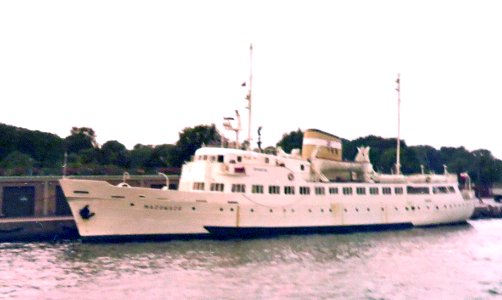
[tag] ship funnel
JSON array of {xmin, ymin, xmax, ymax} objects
[{"xmin": 302, "ymin": 129, "xmax": 342, "ymax": 161}]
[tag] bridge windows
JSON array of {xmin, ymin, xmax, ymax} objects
[
  {"xmin": 407, "ymin": 186, "xmax": 430, "ymax": 195},
  {"xmin": 369, "ymin": 187, "xmax": 379, "ymax": 195},
  {"xmin": 329, "ymin": 187, "xmax": 339, "ymax": 194},
  {"xmin": 395, "ymin": 187, "xmax": 404, "ymax": 195},
  {"xmin": 356, "ymin": 187, "xmax": 366, "ymax": 195}
]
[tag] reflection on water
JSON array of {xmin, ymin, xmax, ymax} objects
[{"xmin": 1, "ymin": 221, "xmax": 502, "ymax": 299}]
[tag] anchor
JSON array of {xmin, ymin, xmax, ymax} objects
[{"xmin": 79, "ymin": 205, "xmax": 95, "ymax": 220}]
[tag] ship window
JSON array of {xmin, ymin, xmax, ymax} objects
[
  {"xmin": 407, "ymin": 186, "xmax": 430, "ymax": 194},
  {"xmin": 433, "ymin": 186, "xmax": 448, "ymax": 194},
  {"xmin": 448, "ymin": 186, "xmax": 456, "ymax": 193},
  {"xmin": 300, "ymin": 186, "xmax": 310, "ymax": 195},
  {"xmin": 382, "ymin": 187, "xmax": 392, "ymax": 195},
  {"xmin": 284, "ymin": 186, "xmax": 295, "ymax": 195},
  {"xmin": 203, "ymin": 155, "xmax": 208, "ymax": 160},
  {"xmin": 395, "ymin": 187, "xmax": 404, "ymax": 195},
  {"xmin": 315, "ymin": 187, "xmax": 325, "ymax": 195},
  {"xmin": 231, "ymin": 184, "xmax": 246, "ymax": 193},
  {"xmin": 300, "ymin": 165, "xmax": 305, "ymax": 171},
  {"xmin": 237, "ymin": 156, "xmax": 242, "ymax": 163},
  {"xmin": 265, "ymin": 157, "xmax": 269, "ymax": 164},
  {"xmin": 217, "ymin": 155, "xmax": 224, "ymax": 163},
  {"xmin": 342, "ymin": 187, "xmax": 353, "ymax": 195},
  {"xmin": 210, "ymin": 183, "xmax": 225, "ymax": 192},
  {"xmin": 356, "ymin": 187, "xmax": 366, "ymax": 195},
  {"xmin": 210, "ymin": 156, "xmax": 216, "ymax": 162},
  {"xmin": 252, "ymin": 185, "xmax": 264, "ymax": 194},
  {"xmin": 329, "ymin": 187, "xmax": 339, "ymax": 194},
  {"xmin": 369, "ymin": 187, "xmax": 379, "ymax": 195},
  {"xmin": 193, "ymin": 182, "xmax": 205, "ymax": 191},
  {"xmin": 269, "ymin": 185, "xmax": 280, "ymax": 194}
]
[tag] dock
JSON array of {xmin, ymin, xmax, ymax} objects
[{"xmin": 0, "ymin": 216, "xmax": 77, "ymax": 242}]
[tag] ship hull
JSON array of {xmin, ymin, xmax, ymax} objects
[{"xmin": 60, "ymin": 179, "xmax": 475, "ymax": 241}]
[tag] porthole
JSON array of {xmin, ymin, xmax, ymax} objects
[
  {"xmin": 329, "ymin": 209, "xmax": 333, "ymax": 212},
  {"xmin": 283, "ymin": 208, "xmax": 287, "ymax": 213},
  {"xmin": 355, "ymin": 208, "xmax": 359, "ymax": 212},
  {"xmin": 230, "ymin": 208, "xmax": 234, "ymax": 212},
  {"xmin": 220, "ymin": 208, "xmax": 224, "ymax": 212},
  {"xmin": 395, "ymin": 207, "xmax": 398, "ymax": 211},
  {"xmin": 130, "ymin": 203, "xmax": 135, "ymax": 207},
  {"xmin": 250, "ymin": 208, "xmax": 254, "ymax": 213},
  {"xmin": 269, "ymin": 209, "xmax": 273, "ymax": 213},
  {"xmin": 291, "ymin": 209, "xmax": 295, "ymax": 213},
  {"xmin": 344, "ymin": 208, "xmax": 348, "ymax": 212},
  {"xmin": 308, "ymin": 209, "xmax": 312, "ymax": 213},
  {"xmin": 411, "ymin": 206, "xmax": 415, "ymax": 211},
  {"xmin": 367, "ymin": 208, "xmax": 370, "ymax": 212},
  {"xmin": 321, "ymin": 209, "xmax": 324, "ymax": 213},
  {"xmin": 436, "ymin": 206, "xmax": 439, "ymax": 210},
  {"xmin": 405, "ymin": 207, "xmax": 409, "ymax": 211},
  {"xmin": 381, "ymin": 207, "xmax": 384, "ymax": 211},
  {"xmin": 192, "ymin": 207, "xmax": 196, "ymax": 211}
]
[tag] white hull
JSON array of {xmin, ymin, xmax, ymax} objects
[{"xmin": 60, "ymin": 178, "xmax": 475, "ymax": 239}]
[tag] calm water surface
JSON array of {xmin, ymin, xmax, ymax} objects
[{"xmin": 1, "ymin": 219, "xmax": 502, "ymax": 299}]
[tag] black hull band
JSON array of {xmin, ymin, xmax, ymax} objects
[{"xmin": 204, "ymin": 223, "xmax": 414, "ymax": 238}]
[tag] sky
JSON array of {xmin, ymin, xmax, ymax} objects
[{"xmin": 1, "ymin": 1, "xmax": 502, "ymax": 159}]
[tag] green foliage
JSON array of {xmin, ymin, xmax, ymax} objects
[
  {"xmin": 100, "ymin": 140, "xmax": 128, "ymax": 167},
  {"xmin": 276, "ymin": 129, "xmax": 303, "ymax": 154},
  {"xmin": 172, "ymin": 124, "xmax": 221, "ymax": 167}
]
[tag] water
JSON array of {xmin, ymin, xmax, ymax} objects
[{"xmin": 1, "ymin": 220, "xmax": 502, "ymax": 300}]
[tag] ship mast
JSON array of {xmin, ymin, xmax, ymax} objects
[
  {"xmin": 395, "ymin": 73, "xmax": 401, "ymax": 175},
  {"xmin": 246, "ymin": 43, "xmax": 253, "ymax": 149}
]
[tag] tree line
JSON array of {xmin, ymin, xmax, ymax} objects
[{"xmin": 1, "ymin": 123, "xmax": 501, "ymax": 194}]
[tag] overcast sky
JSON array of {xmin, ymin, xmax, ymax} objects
[{"xmin": 1, "ymin": 1, "xmax": 502, "ymax": 159}]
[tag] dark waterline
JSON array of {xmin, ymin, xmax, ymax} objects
[{"xmin": 1, "ymin": 220, "xmax": 502, "ymax": 299}]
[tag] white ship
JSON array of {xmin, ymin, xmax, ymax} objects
[
  {"xmin": 59, "ymin": 50, "xmax": 475, "ymax": 240},
  {"xmin": 59, "ymin": 126, "xmax": 475, "ymax": 240}
]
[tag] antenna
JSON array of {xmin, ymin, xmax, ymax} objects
[
  {"xmin": 245, "ymin": 43, "xmax": 253, "ymax": 149},
  {"xmin": 395, "ymin": 73, "xmax": 401, "ymax": 175}
]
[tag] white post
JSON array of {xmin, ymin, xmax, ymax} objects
[
  {"xmin": 246, "ymin": 43, "xmax": 253, "ymax": 149},
  {"xmin": 395, "ymin": 73, "xmax": 401, "ymax": 175}
]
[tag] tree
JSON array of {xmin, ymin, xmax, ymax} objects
[
  {"xmin": 172, "ymin": 124, "xmax": 221, "ymax": 167},
  {"xmin": 276, "ymin": 129, "xmax": 303, "ymax": 154},
  {"xmin": 129, "ymin": 144, "xmax": 153, "ymax": 171},
  {"xmin": 64, "ymin": 127, "xmax": 98, "ymax": 153},
  {"xmin": 0, "ymin": 151, "xmax": 35, "ymax": 175},
  {"xmin": 101, "ymin": 140, "xmax": 129, "ymax": 167}
]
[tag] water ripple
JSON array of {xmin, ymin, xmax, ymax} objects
[{"xmin": 1, "ymin": 220, "xmax": 502, "ymax": 299}]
